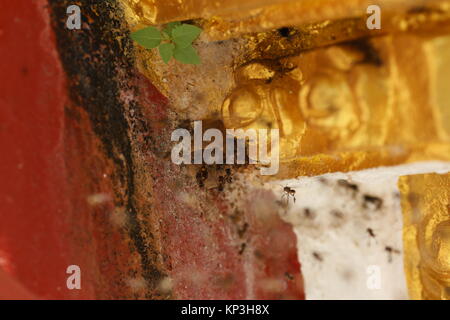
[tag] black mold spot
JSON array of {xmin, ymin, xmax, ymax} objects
[
  {"xmin": 180, "ymin": 19, "xmax": 195, "ymax": 25},
  {"xmin": 285, "ymin": 272, "xmax": 294, "ymax": 281},
  {"xmin": 385, "ymin": 246, "xmax": 401, "ymax": 263},
  {"xmin": 49, "ymin": 0, "xmax": 166, "ymax": 296},
  {"xmin": 345, "ymin": 38, "xmax": 383, "ymax": 67},
  {"xmin": 238, "ymin": 243, "xmax": 247, "ymax": 255},
  {"xmin": 337, "ymin": 179, "xmax": 359, "ymax": 194},
  {"xmin": 331, "ymin": 210, "xmax": 344, "ymax": 219},
  {"xmin": 20, "ymin": 67, "xmax": 29, "ymax": 76},
  {"xmin": 407, "ymin": 6, "xmax": 432, "ymax": 14},
  {"xmin": 238, "ymin": 223, "xmax": 249, "ymax": 238},
  {"xmin": 304, "ymin": 208, "xmax": 315, "ymax": 219},
  {"xmin": 278, "ymin": 27, "xmax": 291, "ymax": 38},
  {"xmin": 313, "ymin": 252, "xmax": 323, "ymax": 262},
  {"xmin": 254, "ymin": 250, "xmax": 264, "ymax": 259},
  {"xmin": 363, "ymin": 195, "xmax": 383, "ymax": 210},
  {"xmin": 341, "ymin": 269, "xmax": 354, "ymax": 281}
]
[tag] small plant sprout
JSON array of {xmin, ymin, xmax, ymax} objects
[{"xmin": 130, "ymin": 21, "xmax": 202, "ymax": 65}]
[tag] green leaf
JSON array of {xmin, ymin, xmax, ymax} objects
[
  {"xmin": 159, "ymin": 43, "xmax": 175, "ymax": 64},
  {"xmin": 163, "ymin": 21, "xmax": 182, "ymax": 38},
  {"xmin": 130, "ymin": 27, "xmax": 162, "ymax": 49},
  {"xmin": 172, "ymin": 24, "xmax": 202, "ymax": 48},
  {"xmin": 161, "ymin": 31, "xmax": 170, "ymax": 40},
  {"xmin": 173, "ymin": 44, "xmax": 201, "ymax": 65}
]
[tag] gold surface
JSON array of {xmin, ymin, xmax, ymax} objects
[
  {"xmin": 222, "ymin": 33, "xmax": 450, "ymax": 174},
  {"xmin": 399, "ymin": 173, "xmax": 450, "ymax": 300},
  {"xmin": 203, "ymin": 0, "xmax": 450, "ymax": 40},
  {"xmin": 120, "ymin": 0, "xmax": 450, "ymax": 39},
  {"xmin": 120, "ymin": 0, "xmax": 450, "ymax": 179}
]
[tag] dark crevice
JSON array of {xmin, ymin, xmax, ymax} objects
[{"xmin": 48, "ymin": 0, "xmax": 166, "ymax": 297}]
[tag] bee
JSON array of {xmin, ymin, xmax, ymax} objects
[
  {"xmin": 367, "ymin": 228, "xmax": 377, "ymax": 246},
  {"xmin": 385, "ymin": 246, "xmax": 401, "ymax": 263},
  {"xmin": 337, "ymin": 179, "xmax": 359, "ymax": 194},
  {"xmin": 312, "ymin": 252, "xmax": 323, "ymax": 262},
  {"xmin": 225, "ymin": 168, "xmax": 233, "ymax": 183},
  {"xmin": 367, "ymin": 228, "xmax": 376, "ymax": 238},
  {"xmin": 238, "ymin": 243, "xmax": 247, "ymax": 255},
  {"xmin": 196, "ymin": 165, "xmax": 208, "ymax": 188},
  {"xmin": 285, "ymin": 272, "xmax": 294, "ymax": 281},
  {"xmin": 282, "ymin": 186, "xmax": 296, "ymax": 204},
  {"xmin": 217, "ymin": 175, "xmax": 225, "ymax": 192},
  {"xmin": 363, "ymin": 195, "xmax": 383, "ymax": 210},
  {"xmin": 217, "ymin": 167, "xmax": 233, "ymax": 191}
]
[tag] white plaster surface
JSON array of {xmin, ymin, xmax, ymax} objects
[{"xmin": 272, "ymin": 162, "xmax": 450, "ymax": 300}]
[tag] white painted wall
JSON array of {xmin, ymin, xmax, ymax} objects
[{"xmin": 271, "ymin": 162, "xmax": 450, "ymax": 300}]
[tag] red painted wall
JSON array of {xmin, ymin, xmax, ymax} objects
[
  {"xmin": 0, "ymin": 0, "xmax": 89, "ymax": 299},
  {"xmin": 0, "ymin": 1, "xmax": 304, "ymax": 300}
]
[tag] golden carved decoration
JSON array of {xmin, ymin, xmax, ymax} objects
[
  {"xmin": 120, "ymin": 0, "xmax": 450, "ymax": 178},
  {"xmin": 120, "ymin": 0, "xmax": 450, "ymax": 39},
  {"xmin": 120, "ymin": 0, "xmax": 450, "ymax": 298},
  {"xmin": 400, "ymin": 173, "xmax": 450, "ymax": 300},
  {"xmin": 221, "ymin": 34, "xmax": 450, "ymax": 170}
]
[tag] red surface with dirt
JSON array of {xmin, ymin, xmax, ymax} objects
[
  {"xmin": 0, "ymin": 0, "xmax": 304, "ymax": 300},
  {"xmin": 0, "ymin": 0, "xmax": 82, "ymax": 298}
]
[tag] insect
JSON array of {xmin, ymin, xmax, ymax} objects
[
  {"xmin": 217, "ymin": 175, "xmax": 225, "ymax": 192},
  {"xmin": 238, "ymin": 223, "xmax": 249, "ymax": 238},
  {"xmin": 366, "ymin": 228, "xmax": 377, "ymax": 246},
  {"xmin": 284, "ymin": 272, "xmax": 294, "ymax": 281},
  {"xmin": 238, "ymin": 243, "xmax": 247, "ymax": 255},
  {"xmin": 196, "ymin": 165, "xmax": 208, "ymax": 188},
  {"xmin": 331, "ymin": 210, "xmax": 344, "ymax": 219},
  {"xmin": 217, "ymin": 167, "xmax": 233, "ymax": 191},
  {"xmin": 282, "ymin": 186, "xmax": 296, "ymax": 204},
  {"xmin": 225, "ymin": 168, "xmax": 233, "ymax": 183},
  {"xmin": 363, "ymin": 194, "xmax": 383, "ymax": 210},
  {"xmin": 367, "ymin": 228, "xmax": 376, "ymax": 238},
  {"xmin": 304, "ymin": 208, "xmax": 315, "ymax": 219},
  {"xmin": 337, "ymin": 179, "xmax": 359, "ymax": 195},
  {"xmin": 312, "ymin": 252, "xmax": 323, "ymax": 262},
  {"xmin": 385, "ymin": 246, "xmax": 401, "ymax": 263}
]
